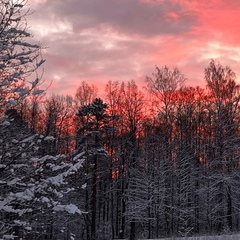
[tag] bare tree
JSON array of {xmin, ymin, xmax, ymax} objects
[
  {"xmin": 145, "ymin": 66, "xmax": 186, "ymax": 235},
  {"xmin": 204, "ymin": 60, "xmax": 240, "ymax": 233},
  {"xmin": 75, "ymin": 81, "xmax": 98, "ymax": 107},
  {"xmin": 43, "ymin": 94, "xmax": 75, "ymax": 154}
]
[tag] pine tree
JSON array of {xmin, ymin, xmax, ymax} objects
[
  {"xmin": 0, "ymin": 109, "xmax": 84, "ymax": 239},
  {"xmin": 76, "ymin": 98, "xmax": 116, "ymax": 240}
]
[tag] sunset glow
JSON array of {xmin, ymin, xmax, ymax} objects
[{"xmin": 27, "ymin": 0, "xmax": 240, "ymax": 95}]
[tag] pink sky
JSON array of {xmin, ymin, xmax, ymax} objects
[{"xmin": 27, "ymin": 0, "xmax": 240, "ymax": 96}]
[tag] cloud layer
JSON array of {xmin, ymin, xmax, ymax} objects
[{"xmin": 28, "ymin": 0, "xmax": 240, "ymax": 95}]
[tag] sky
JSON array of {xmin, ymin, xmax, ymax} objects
[{"xmin": 27, "ymin": 0, "xmax": 240, "ymax": 96}]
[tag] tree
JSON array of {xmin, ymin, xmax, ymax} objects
[
  {"xmin": 203, "ymin": 60, "xmax": 240, "ymax": 233},
  {"xmin": 43, "ymin": 94, "xmax": 75, "ymax": 154},
  {"xmin": 75, "ymin": 81, "xmax": 98, "ymax": 107},
  {"xmin": 104, "ymin": 80, "xmax": 125, "ymax": 239},
  {"xmin": 104, "ymin": 80, "xmax": 146, "ymax": 239},
  {"xmin": 16, "ymin": 94, "xmax": 44, "ymax": 134},
  {"xmin": 120, "ymin": 81, "xmax": 145, "ymax": 240},
  {"xmin": 0, "ymin": 109, "xmax": 84, "ymax": 239},
  {"xmin": 174, "ymin": 87, "xmax": 202, "ymax": 236},
  {"xmin": 145, "ymin": 66, "xmax": 186, "ymax": 236},
  {"xmin": 76, "ymin": 98, "xmax": 116, "ymax": 240},
  {"xmin": 0, "ymin": 0, "xmax": 45, "ymax": 109}
]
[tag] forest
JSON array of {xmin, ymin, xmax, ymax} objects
[{"xmin": 1, "ymin": 1, "xmax": 240, "ymax": 240}]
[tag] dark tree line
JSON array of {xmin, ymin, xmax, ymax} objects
[
  {"xmin": 72, "ymin": 61, "xmax": 240, "ymax": 239},
  {"xmin": 2, "ymin": 60, "xmax": 240, "ymax": 239}
]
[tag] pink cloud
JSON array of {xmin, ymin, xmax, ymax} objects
[{"xmin": 27, "ymin": 0, "xmax": 240, "ymax": 96}]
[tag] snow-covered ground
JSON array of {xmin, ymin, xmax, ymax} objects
[
  {"xmin": 142, "ymin": 234, "xmax": 240, "ymax": 240},
  {"xmin": 141, "ymin": 234, "xmax": 240, "ymax": 240},
  {"xmin": 116, "ymin": 234, "xmax": 240, "ymax": 240}
]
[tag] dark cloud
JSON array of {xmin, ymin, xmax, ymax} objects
[{"xmin": 37, "ymin": 0, "xmax": 198, "ymax": 36}]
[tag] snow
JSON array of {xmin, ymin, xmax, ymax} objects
[
  {"xmin": 0, "ymin": 124, "xmax": 85, "ymax": 237},
  {"xmin": 11, "ymin": 188, "xmax": 34, "ymax": 201},
  {"xmin": 51, "ymin": 162, "xmax": 70, "ymax": 171},
  {"xmin": 53, "ymin": 203, "xmax": 82, "ymax": 215},
  {"xmin": 7, "ymin": 178, "xmax": 20, "ymax": 186},
  {"xmin": 46, "ymin": 159, "xmax": 84, "ymax": 186},
  {"xmin": 20, "ymin": 135, "xmax": 35, "ymax": 143},
  {"xmin": 65, "ymin": 204, "xmax": 81, "ymax": 214},
  {"xmin": 12, "ymin": 164, "xmax": 27, "ymax": 168},
  {"xmin": 13, "ymin": 220, "xmax": 32, "ymax": 230},
  {"xmin": 141, "ymin": 234, "xmax": 240, "ymax": 240},
  {"xmin": 44, "ymin": 136, "xmax": 55, "ymax": 141},
  {"xmin": 5, "ymin": 152, "xmax": 11, "ymax": 157},
  {"xmin": 41, "ymin": 196, "xmax": 50, "ymax": 203},
  {"xmin": 2, "ymin": 120, "xmax": 10, "ymax": 126},
  {"xmin": 68, "ymin": 159, "xmax": 84, "ymax": 172},
  {"xmin": 73, "ymin": 152, "xmax": 85, "ymax": 161},
  {"xmin": 1, "ymin": 234, "xmax": 16, "ymax": 240},
  {"xmin": 30, "ymin": 155, "xmax": 60, "ymax": 163},
  {"xmin": 48, "ymin": 174, "xmax": 64, "ymax": 186},
  {"xmin": 1, "ymin": 205, "xmax": 25, "ymax": 216},
  {"xmin": 30, "ymin": 157, "xmax": 40, "ymax": 163}
]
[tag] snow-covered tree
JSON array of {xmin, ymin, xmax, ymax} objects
[
  {"xmin": 0, "ymin": 0, "xmax": 45, "ymax": 109},
  {"xmin": 0, "ymin": 110, "xmax": 84, "ymax": 239},
  {"xmin": 202, "ymin": 60, "xmax": 240, "ymax": 233}
]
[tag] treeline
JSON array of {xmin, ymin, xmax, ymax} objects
[{"xmin": 2, "ymin": 60, "xmax": 240, "ymax": 239}]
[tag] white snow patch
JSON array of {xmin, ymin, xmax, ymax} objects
[
  {"xmin": 41, "ymin": 197, "xmax": 50, "ymax": 203},
  {"xmin": 7, "ymin": 178, "xmax": 20, "ymax": 186},
  {"xmin": 73, "ymin": 152, "xmax": 85, "ymax": 161},
  {"xmin": 53, "ymin": 204, "xmax": 82, "ymax": 215},
  {"xmin": 44, "ymin": 136, "xmax": 55, "ymax": 141},
  {"xmin": 2, "ymin": 120, "xmax": 11, "ymax": 126},
  {"xmin": 2, "ymin": 234, "xmax": 16, "ymax": 239},
  {"xmin": 47, "ymin": 174, "xmax": 64, "ymax": 186},
  {"xmin": 11, "ymin": 188, "xmax": 34, "ymax": 201},
  {"xmin": 21, "ymin": 135, "xmax": 35, "ymax": 143}
]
